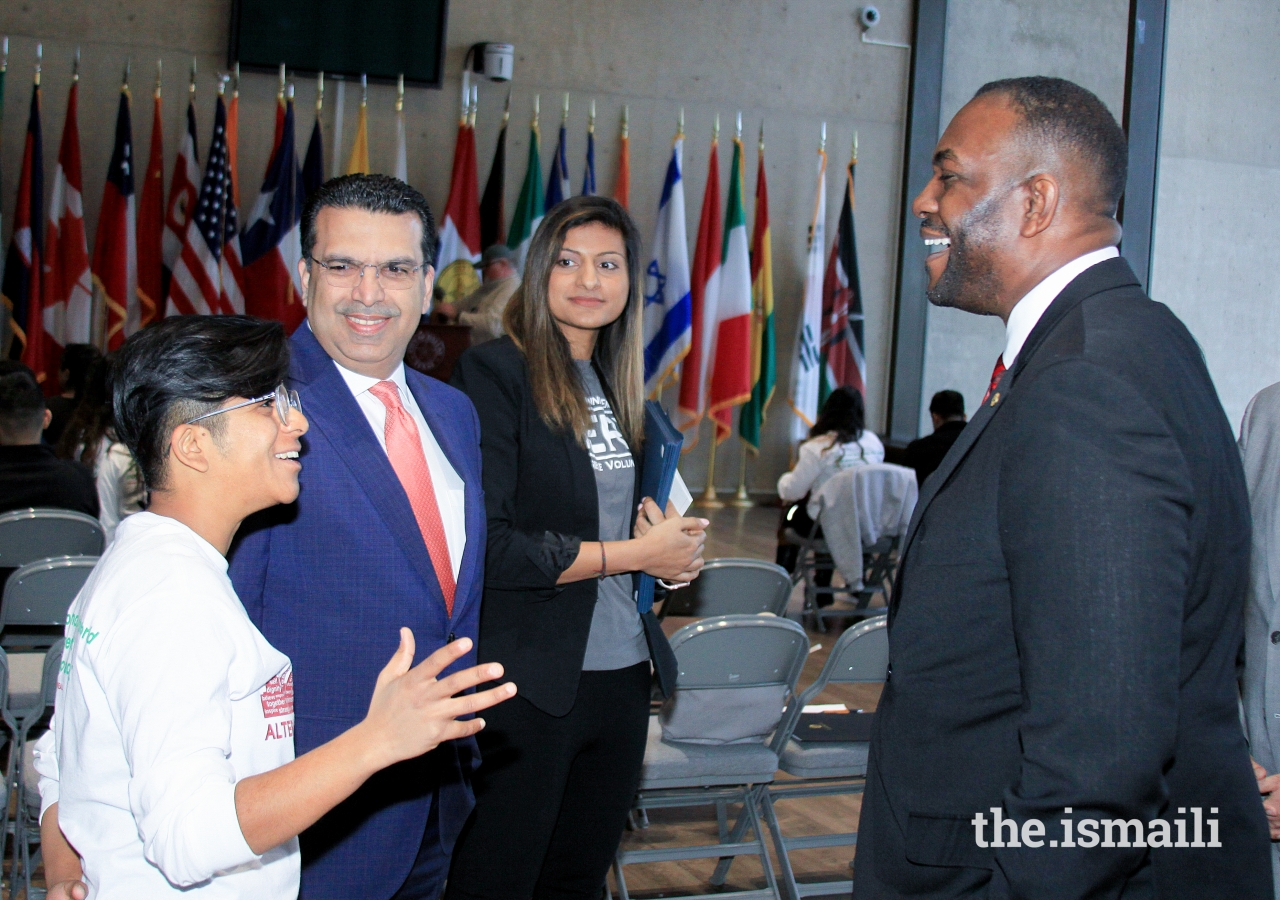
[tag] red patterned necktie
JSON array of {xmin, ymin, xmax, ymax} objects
[
  {"xmin": 982, "ymin": 355, "xmax": 1007, "ymax": 405},
  {"xmin": 368, "ymin": 381, "xmax": 456, "ymax": 614}
]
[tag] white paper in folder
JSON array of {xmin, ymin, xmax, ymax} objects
[{"xmin": 670, "ymin": 471, "xmax": 693, "ymax": 515}]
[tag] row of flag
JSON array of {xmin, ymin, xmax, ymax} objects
[
  {"xmin": 1, "ymin": 47, "xmax": 865, "ymax": 452},
  {"xmin": 642, "ymin": 115, "xmax": 865, "ymax": 454}
]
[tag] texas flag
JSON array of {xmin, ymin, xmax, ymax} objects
[
  {"xmin": 241, "ymin": 96, "xmax": 306, "ymax": 332},
  {"xmin": 96, "ymin": 82, "xmax": 139, "ymax": 351}
]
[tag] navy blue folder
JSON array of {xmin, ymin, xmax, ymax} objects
[{"xmin": 635, "ymin": 400, "xmax": 683, "ymax": 613}]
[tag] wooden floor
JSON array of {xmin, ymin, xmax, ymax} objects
[{"xmin": 612, "ymin": 501, "xmax": 883, "ymax": 899}]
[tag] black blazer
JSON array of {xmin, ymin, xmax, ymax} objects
[
  {"xmin": 902, "ymin": 418, "xmax": 966, "ymax": 488},
  {"xmin": 452, "ymin": 336, "xmax": 677, "ymax": 716},
  {"xmin": 854, "ymin": 258, "xmax": 1272, "ymax": 899}
]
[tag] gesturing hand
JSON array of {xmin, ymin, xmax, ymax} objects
[{"xmin": 362, "ymin": 630, "xmax": 516, "ymax": 770}]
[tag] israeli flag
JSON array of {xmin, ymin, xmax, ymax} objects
[{"xmin": 643, "ymin": 137, "xmax": 693, "ymax": 397}]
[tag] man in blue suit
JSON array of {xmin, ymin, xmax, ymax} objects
[{"xmin": 231, "ymin": 175, "xmax": 487, "ymax": 900}]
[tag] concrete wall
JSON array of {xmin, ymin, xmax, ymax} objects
[
  {"xmin": 917, "ymin": 0, "xmax": 1130, "ymax": 434},
  {"xmin": 0, "ymin": 0, "xmax": 916, "ymax": 496},
  {"xmin": 1149, "ymin": 0, "xmax": 1280, "ymax": 431}
]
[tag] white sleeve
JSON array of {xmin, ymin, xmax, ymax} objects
[
  {"xmin": 33, "ymin": 727, "xmax": 59, "ymax": 824},
  {"xmin": 96, "ymin": 576, "xmax": 258, "ymax": 887},
  {"xmin": 777, "ymin": 441, "xmax": 824, "ymax": 501}
]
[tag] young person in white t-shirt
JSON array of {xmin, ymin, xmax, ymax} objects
[{"xmin": 34, "ymin": 316, "xmax": 516, "ymax": 900}]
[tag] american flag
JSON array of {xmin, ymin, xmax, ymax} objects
[{"xmin": 166, "ymin": 94, "xmax": 245, "ymax": 317}]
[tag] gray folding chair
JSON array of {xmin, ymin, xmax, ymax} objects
[
  {"xmin": 2, "ymin": 555, "xmax": 97, "ymax": 650},
  {"xmin": 755, "ymin": 615, "xmax": 888, "ymax": 900},
  {"xmin": 0, "ymin": 508, "xmax": 104, "ymax": 569},
  {"xmin": 9, "ymin": 644, "xmax": 64, "ymax": 899},
  {"xmin": 611, "ymin": 615, "xmax": 809, "ymax": 900},
  {"xmin": 659, "ymin": 558, "xmax": 793, "ymax": 619}
]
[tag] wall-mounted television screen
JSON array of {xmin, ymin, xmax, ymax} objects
[{"xmin": 230, "ymin": 0, "xmax": 449, "ymax": 87}]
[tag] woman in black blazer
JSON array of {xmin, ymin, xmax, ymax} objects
[{"xmin": 446, "ymin": 196, "xmax": 708, "ymax": 900}]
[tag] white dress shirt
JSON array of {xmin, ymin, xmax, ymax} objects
[
  {"xmin": 334, "ymin": 360, "xmax": 466, "ymax": 577},
  {"xmin": 1002, "ymin": 246, "xmax": 1119, "ymax": 368},
  {"xmin": 34, "ymin": 512, "xmax": 299, "ymax": 898}
]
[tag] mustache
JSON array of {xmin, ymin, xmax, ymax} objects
[
  {"xmin": 333, "ymin": 302, "xmax": 402, "ymax": 318},
  {"xmin": 919, "ymin": 218, "xmax": 951, "ymax": 238}
]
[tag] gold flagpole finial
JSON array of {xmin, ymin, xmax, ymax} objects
[
  {"xmin": 396, "ymin": 73, "xmax": 404, "ymax": 113},
  {"xmin": 713, "ymin": 113, "xmax": 720, "ymax": 143},
  {"xmin": 189, "ymin": 57, "xmax": 197, "ymax": 97},
  {"xmin": 34, "ymin": 42, "xmax": 41, "ymax": 86},
  {"xmin": 233, "ymin": 61, "xmax": 240, "ymax": 98},
  {"xmin": 154, "ymin": 58, "xmax": 162, "ymax": 98},
  {"xmin": 73, "ymin": 46, "xmax": 80, "ymax": 81},
  {"xmin": 820, "ymin": 121, "xmax": 827, "ymax": 153},
  {"xmin": 316, "ymin": 71, "xmax": 324, "ymax": 114},
  {"xmin": 360, "ymin": 73, "xmax": 367, "ymax": 107},
  {"xmin": 502, "ymin": 89, "xmax": 511, "ymax": 125}
]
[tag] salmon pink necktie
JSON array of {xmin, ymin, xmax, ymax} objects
[
  {"xmin": 982, "ymin": 355, "xmax": 1007, "ymax": 405},
  {"xmin": 369, "ymin": 381, "xmax": 456, "ymax": 614}
]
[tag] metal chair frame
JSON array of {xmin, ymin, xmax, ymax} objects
[
  {"xmin": 782, "ymin": 499, "xmax": 897, "ymax": 632},
  {"xmin": 2, "ymin": 555, "xmax": 98, "ymax": 654},
  {"xmin": 5, "ymin": 643, "xmax": 60, "ymax": 899},
  {"xmin": 611, "ymin": 615, "xmax": 810, "ymax": 900},
  {"xmin": 658, "ymin": 558, "xmax": 793, "ymax": 620}
]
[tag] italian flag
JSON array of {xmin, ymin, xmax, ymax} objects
[
  {"xmin": 707, "ymin": 133, "xmax": 753, "ymax": 443},
  {"xmin": 507, "ymin": 106, "xmax": 545, "ymax": 271}
]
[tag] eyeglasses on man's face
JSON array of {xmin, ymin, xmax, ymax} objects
[
  {"xmin": 308, "ymin": 256, "xmax": 428, "ymax": 290},
  {"xmin": 184, "ymin": 384, "xmax": 303, "ymax": 428}
]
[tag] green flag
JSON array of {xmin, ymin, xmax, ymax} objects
[
  {"xmin": 507, "ymin": 109, "xmax": 544, "ymax": 271},
  {"xmin": 739, "ymin": 134, "xmax": 774, "ymax": 449}
]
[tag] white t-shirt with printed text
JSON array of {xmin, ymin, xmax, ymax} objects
[{"xmin": 34, "ymin": 512, "xmax": 300, "ymax": 898}]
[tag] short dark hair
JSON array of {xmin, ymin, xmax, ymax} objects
[
  {"xmin": 59, "ymin": 343, "xmax": 105, "ymax": 399},
  {"xmin": 111, "ymin": 316, "xmax": 290, "ymax": 490},
  {"xmin": 975, "ymin": 76, "xmax": 1128, "ymax": 217},
  {"xmin": 929, "ymin": 389, "xmax": 965, "ymax": 420},
  {"xmin": 0, "ymin": 362, "xmax": 45, "ymax": 440},
  {"xmin": 300, "ymin": 174, "xmax": 439, "ymax": 269}
]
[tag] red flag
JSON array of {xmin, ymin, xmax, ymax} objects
[
  {"xmin": 162, "ymin": 93, "xmax": 199, "ymax": 303},
  {"xmin": 613, "ymin": 112, "xmax": 630, "ymax": 210},
  {"xmin": 97, "ymin": 83, "xmax": 139, "ymax": 351},
  {"xmin": 137, "ymin": 81, "xmax": 165, "ymax": 329},
  {"xmin": 3, "ymin": 77, "xmax": 45, "ymax": 384},
  {"xmin": 676, "ymin": 135, "xmax": 722, "ymax": 440},
  {"xmin": 227, "ymin": 83, "xmax": 240, "ymax": 209},
  {"xmin": 43, "ymin": 78, "xmax": 93, "ymax": 380},
  {"xmin": 242, "ymin": 98, "xmax": 306, "ymax": 332},
  {"xmin": 434, "ymin": 118, "xmax": 482, "ymax": 307},
  {"xmin": 706, "ymin": 134, "xmax": 753, "ymax": 442},
  {"xmin": 166, "ymin": 95, "xmax": 246, "ymax": 318}
]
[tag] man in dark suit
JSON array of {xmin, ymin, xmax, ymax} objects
[
  {"xmin": 0, "ymin": 362, "xmax": 98, "ymax": 516},
  {"xmin": 902, "ymin": 390, "xmax": 966, "ymax": 487},
  {"xmin": 230, "ymin": 175, "xmax": 489, "ymax": 900},
  {"xmin": 853, "ymin": 77, "xmax": 1272, "ymax": 898}
]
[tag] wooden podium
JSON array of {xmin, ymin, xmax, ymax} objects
[{"xmin": 404, "ymin": 321, "xmax": 472, "ymax": 382}]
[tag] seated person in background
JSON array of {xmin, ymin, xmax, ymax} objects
[
  {"xmin": 57, "ymin": 357, "xmax": 146, "ymax": 544},
  {"xmin": 903, "ymin": 389, "xmax": 967, "ymax": 486},
  {"xmin": 45, "ymin": 344, "xmax": 105, "ymax": 446},
  {"xmin": 435, "ymin": 244, "xmax": 521, "ymax": 345},
  {"xmin": 775, "ymin": 386, "xmax": 883, "ymax": 591},
  {"xmin": 34, "ymin": 315, "xmax": 514, "ymax": 900},
  {"xmin": 0, "ymin": 362, "xmax": 98, "ymax": 517}
]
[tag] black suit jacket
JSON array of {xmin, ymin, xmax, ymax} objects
[
  {"xmin": 451, "ymin": 337, "xmax": 677, "ymax": 716},
  {"xmin": 0, "ymin": 445, "xmax": 99, "ymax": 517},
  {"xmin": 854, "ymin": 258, "xmax": 1272, "ymax": 899},
  {"xmin": 903, "ymin": 419, "xmax": 967, "ymax": 489}
]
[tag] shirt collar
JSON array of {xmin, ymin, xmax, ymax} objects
[
  {"xmin": 1002, "ymin": 246, "xmax": 1119, "ymax": 368},
  {"xmin": 333, "ymin": 359, "xmax": 409, "ymax": 400}
]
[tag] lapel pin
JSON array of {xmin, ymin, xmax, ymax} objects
[{"xmin": 990, "ymin": 392, "xmax": 1001, "ymax": 406}]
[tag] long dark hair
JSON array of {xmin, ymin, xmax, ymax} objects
[
  {"xmin": 809, "ymin": 386, "xmax": 866, "ymax": 445},
  {"xmin": 503, "ymin": 195, "xmax": 645, "ymax": 448},
  {"xmin": 57, "ymin": 358, "xmax": 114, "ymax": 466}
]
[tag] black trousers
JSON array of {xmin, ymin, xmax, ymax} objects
[{"xmin": 445, "ymin": 662, "xmax": 652, "ymax": 900}]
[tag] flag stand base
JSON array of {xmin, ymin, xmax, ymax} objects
[
  {"xmin": 695, "ymin": 426, "xmax": 725, "ymax": 509},
  {"xmin": 729, "ymin": 444, "xmax": 754, "ymax": 507}
]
